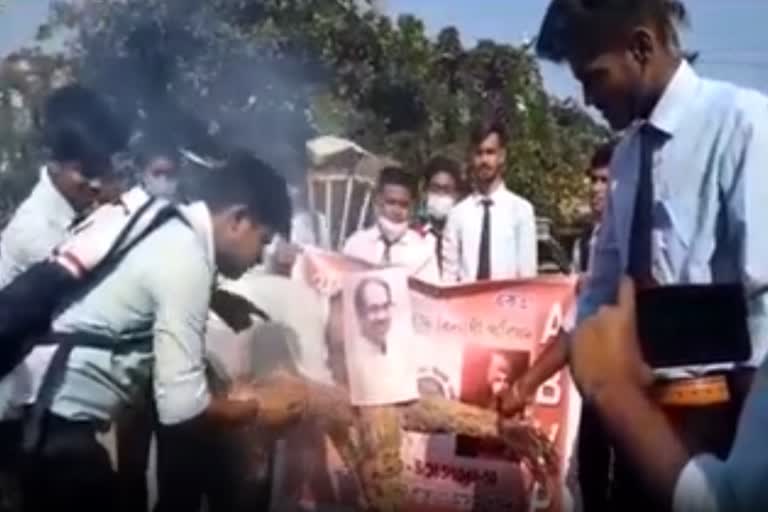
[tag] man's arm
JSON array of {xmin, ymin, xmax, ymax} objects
[
  {"xmin": 146, "ymin": 234, "xmax": 262, "ymax": 427},
  {"xmin": 500, "ymin": 331, "xmax": 568, "ymax": 416},
  {"xmin": 440, "ymin": 208, "xmax": 461, "ymax": 283},
  {"xmin": 570, "ymin": 278, "xmax": 690, "ymax": 507},
  {"xmin": 518, "ymin": 202, "xmax": 538, "ymax": 278},
  {"xmin": 721, "ymin": 103, "xmax": 768, "ymax": 365}
]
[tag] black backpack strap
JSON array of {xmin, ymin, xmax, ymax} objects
[
  {"xmin": 24, "ymin": 203, "xmax": 188, "ymax": 453},
  {"xmin": 23, "ymin": 332, "xmax": 151, "ymax": 453}
]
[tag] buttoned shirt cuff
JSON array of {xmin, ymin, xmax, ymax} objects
[
  {"xmin": 673, "ymin": 455, "xmax": 722, "ymax": 512},
  {"xmin": 154, "ymin": 373, "xmax": 212, "ymax": 425}
]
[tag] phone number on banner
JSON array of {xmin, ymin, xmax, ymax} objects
[{"xmin": 407, "ymin": 485, "xmax": 518, "ymax": 511}]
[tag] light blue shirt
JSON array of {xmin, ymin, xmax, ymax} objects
[
  {"xmin": 579, "ymin": 61, "xmax": 768, "ymax": 375},
  {"xmin": 43, "ymin": 202, "xmax": 215, "ymax": 426}
]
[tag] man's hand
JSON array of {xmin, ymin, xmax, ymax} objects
[
  {"xmin": 569, "ymin": 276, "xmax": 654, "ymax": 402},
  {"xmin": 498, "ymin": 376, "xmax": 535, "ymax": 417}
]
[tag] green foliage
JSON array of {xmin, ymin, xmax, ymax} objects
[{"xmin": 2, "ymin": 0, "xmax": 609, "ymax": 226}]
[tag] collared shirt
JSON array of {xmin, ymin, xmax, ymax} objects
[
  {"xmin": 19, "ymin": 201, "xmax": 216, "ymax": 426},
  {"xmin": 572, "ymin": 223, "xmax": 600, "ymax": 275},
  {"xmin": 673, "ymin": 358, "xmax": 768, "ymax": 511},
  {"xmin": 578, "ymin": 60, "xmax": 768, "ymax": 375},
  {"xmin": 342, "ymin": 226, "xmax": 439, "ymax": 283},
  {"xmin": 0, "ymin": 167, "xmax": 76, "ymax": 287},
  {"xmin": 442, "ymin": 183, "xmax": 537, "ymax": 283},
  {"xmin": 0, "ymin": 167, "xmax": 77, "ymax": 418}
]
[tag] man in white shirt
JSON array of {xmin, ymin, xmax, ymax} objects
[
  {"xmin": 0, "ymin": 84, "xmax": 127, "ymax": 502},
  {"xmin": 343, "ymin": 166, "xmax": 438, "ymax": 282},
  {"xmin": 442, "ymin": 119, "xmax": 537, "ymax": 283},
  {"xmin": 17, "ymin": 153, "xmax": 293, "ymax": 512}
]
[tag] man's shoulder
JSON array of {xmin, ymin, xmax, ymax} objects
[
  {"xmin": 501, "ymin": 188, "xmax": 535, "ymax": 215},
  {"xmin": 697, "ymin": 77, "xmax": 768, "ymax": 133}
]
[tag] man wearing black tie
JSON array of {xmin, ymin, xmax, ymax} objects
[{"xmin": 442, "ymin": 119, "xmax": 537, "ymax": 283}]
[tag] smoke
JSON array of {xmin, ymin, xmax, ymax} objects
[{"xmin": 66, "ymin": 0, "xmax": 333, "ymax": 182}]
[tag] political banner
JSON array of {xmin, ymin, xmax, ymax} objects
[{"xmin": 272, "ymin": 248, "xmax": 580, "ymax": 512}]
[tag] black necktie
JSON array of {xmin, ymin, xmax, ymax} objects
[
  {"xmin": 476, "ymin": 198, "xmax": 493, "ymax": 280},
  {"xmin": 431, "ymin": 226, "xmax": 443, "ymax": 275},
  {"xmin": 627, "ymin": 124, "xmax": 655, "ymax": 287},
  {"xmin": 382, "ymin": 237, "xmax": 394, "ymax": 264}
]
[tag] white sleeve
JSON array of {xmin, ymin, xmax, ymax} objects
[
  {"xmin": 145, "ymin": 231, "xmax": 213, "ymax": 425},
  {"xmin": 441, "ymin": 209, "xmax": 461, "ymax": 283},
  {"xmin": 673, "ymin": 456, "xmax": 722, "ymax": 512},
  {"xmin": 517, "ymin": 201, "xmax": 538, "ymax": 278}
]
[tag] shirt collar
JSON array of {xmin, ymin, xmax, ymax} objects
[
  {"xmin": 39, "ymin": 166, "xmax": 77, "ymax": 227},
  {"xmin": 647, "ymin": 60, "xmax": 700, "ymax": 136},
  {"xmin": 179, "ymin": 201, "xmax": 215, "ymax": 267},
  {"xmin": 474, "ymin": 180, "xmax": 507, "ymax": 205}
]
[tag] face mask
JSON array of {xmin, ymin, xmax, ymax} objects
[
  {"xmin": 144, "ymin": 175, "xmax": 179, "ymax": 200},
  {"xmin": 426, "ymin": 193, "xmax": 455, "ymax": 220},
  {"xmin": 377, "ymin": 215, "xmax": 409, "ymax": 243}
]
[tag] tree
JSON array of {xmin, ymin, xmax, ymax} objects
[{"xmin": 16, "ymin": 0, "xmax": 608, "ymax": 226}]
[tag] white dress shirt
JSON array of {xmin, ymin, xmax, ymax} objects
[
  {"xmin": 8, "ymin": 201, "xmax": 216, "ymax": 426},
  {"xmin": 442, "ymin": 182, "xmax": 538, "ymax": 283},
  {"xmin": 0, "ymin": 167, "xmax": 76, "ymax": 287},
  {"xmin": 342, "ymin": 225, "xmax": 439, "ymax": 283},
  {"xmin": 0, "ymin": 167, "xmax": 77, "ymax": 419}
]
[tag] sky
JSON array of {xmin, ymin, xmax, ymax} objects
[{"xmin": 2, "ymin": 0, "xmax": 768, "ymax": 104}]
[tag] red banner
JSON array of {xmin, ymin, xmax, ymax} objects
[{"xmin": 273, "ymin": 248, "xmax": 581, "ymax": 512}]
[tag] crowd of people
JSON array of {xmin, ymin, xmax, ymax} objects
[{"xmin": 0, "ymin": 0, "xmax": 767, "ymax": 511}]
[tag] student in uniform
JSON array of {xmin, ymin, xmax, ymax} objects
[
  {"xmin": 418, "ymin": 155, "xmax": 465, "ymax": 280},
  {"xmin": 503, "ymin": 1, "xmax": 768, "ymax": 509},
  {"xmin": 441, "ymin": 119, "xmax": 538, "ymax": 283},
  {"xmin": 16, "ymin": 152, "xmax": 293, "ymax": 512},
  {"xmin": 343, "ymin": 166, "xmax": 438, "ymax": 281},
  {"xmin": 0, "ymin": 84, "xmax": 127, "ymax": 499}
]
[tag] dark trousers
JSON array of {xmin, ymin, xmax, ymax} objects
[
  {"xmin": 608, "ymin": 371, "xmax": 752, "ymax": 511},
  {"xmin": 21, "ymin": 414, "xmax": 116, "ymax": 512},
  {"xmin": 0, "ymin": 419, "xmax": 22, "ymax": 512},
  {"xmin": 116, "ymin": 401, "xmax": 157, "ymax": 512},
  {"xmin": 154, "ymin": 420, "xmax": 274, "ymax": 512},
  {"xmin": 576, "ymin": 405, "xmax": 611, "ymax": 510}
]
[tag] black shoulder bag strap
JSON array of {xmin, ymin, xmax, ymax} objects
[{"xmin": 23, "ymin": 199, "xmax": 188, "ymax": 453}]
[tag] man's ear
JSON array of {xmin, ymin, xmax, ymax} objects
[{"xmin": 629, "ymin": 27, "xmax": 655, "ymax": 67}]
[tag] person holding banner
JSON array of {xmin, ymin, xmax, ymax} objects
[
  {"xmin": 505, "ymin": 0, "xmax": 768, "ymax": 510},
  {"xmin": 441, "ymin": 119, "xmax": 538, "ymax": 283},
  {"xmin": 418, "ymin": 155, "xmax": 466, "ymax": 279},
  {"xmin": 343, "ymin": 166, "xmax": 439, "ymax": 281}
]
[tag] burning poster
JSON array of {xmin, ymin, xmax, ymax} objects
[
  {"xmin": 272, "ymin": 249, "xmax": 580, "ymax": 512},
  {"xmin": 342, "ymin": 268, "xmax": 420, "ymax": 406}
]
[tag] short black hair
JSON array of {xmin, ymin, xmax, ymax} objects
[
  {"xmin": 589, "ymin": 140, "xmax": 616, "ymax": 171},
  {"xmin": 354, "ymin": 277, "xmax": 392, "ymax": 316},
  {"xmin": 377, "ymin": 166, "xmax": 418, "ymax": 199},
  {"xmin": 423, "ymin": 155, "xmax": 463, "ymax": 188},
  {"xmin": 198, "ymin": 151, "xmax": 292, "ymax": 238},
  {"xmin": 469, "ymin": 118, "xmax": 508, "ymax": 147},
  {"xmin": 536, "ymin": 0, "xmax": 689, "ymax": 63},
  {"xmin": 42, "ymin": 84, "xmax": 129, "ymax": 178}
]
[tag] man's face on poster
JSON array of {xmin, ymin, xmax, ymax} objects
[
  {"xmin": 356, "ymin": 280, "xmax": 393, "ymax": 352},
  {"xmin": 487, "ymin": 352, "xmax": 511, "ymax": 397}
]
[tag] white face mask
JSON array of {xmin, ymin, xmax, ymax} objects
[
  {"xmin": 377, "ymin": 215, "xmax": 409, "ymax": 242},
  {"xmin": 144, "ymin": 175, "xmax": 179, "ymax": 200},
  {"xmin": 426, "ymin": 193, "xmax": 455, "ymax": 220}
]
